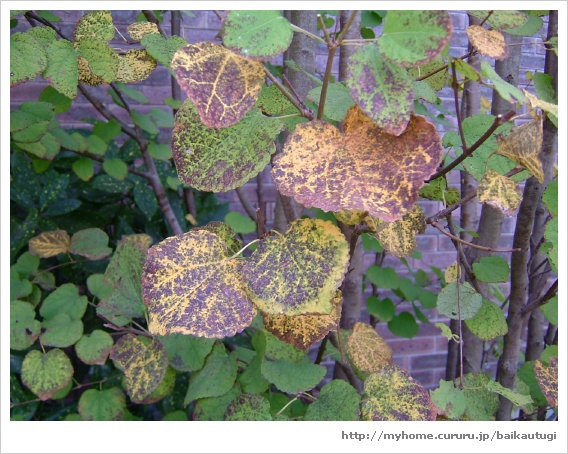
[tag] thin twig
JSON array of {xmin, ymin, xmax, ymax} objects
[
  {"xmin": 316, "ymin": 14, "xmax": 332, "ymax": 44},
  {"xmin": 451, "ymin": 60, "xmax": 468, "ymax": 151},
  {"xmin": 290, "ymin": 23, "xmax": 325, "ymax": 44},
  {"xmin": 264, "ymin": 68, "xmax": 314, "ymax": 120},
  {"xmin": 235, "ymin": 186, "xmax": 257, "ymax": 221},
  {"xmin": 142, "ymin": 10, "xmax": 166, "ymax": 36},
  {"xmin": 521, "ymin": 280, "xmax": 558, "ymax": 317}
]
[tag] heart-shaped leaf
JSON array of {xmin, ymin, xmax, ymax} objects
[
  {"xmin": 472, "ymin": 256, "xmax": 510, "ymax": 283},
  {"xmin": 143, "ymin": 230, "xmax": 256, "ymax": 338},
  {"xmin": 158, "ymin": 333, "xmax": 215, "ymax": 372},
  {"xmin": 465, "ymin": 298, "xmax": 508, "ymax": 341},
  {"xmin": 171, "ymin": 99, "xmax": 282, "ymax": 192},
  {"xmin": 73, "ymin": 10, "xmax": 115, "ymax": 41},
  {"xmin": 21, "ymin": 349, "xmax": 73, "ymax": 401},
  {"xmin": 28, "ymin": 230, "xmax": 70, "ymax": 258},
  {"xmin": 347, "ymin": 322, "xmax": 393, "ymax": 379},
  {"xmin": 272, "ymin": 107, "xmax": 444, "ymax": 221},
  {"xmin": 172, "ymin": 42, "xmax": 265, "ymax": 128},
  {"xmin": 260, "ymin": 357, "xmax": 326, "ymax": 394},
  {"xmin": 10, "ymin": 300, "xmax": 41, "ymax": 350},
  {"xmin": 69, "ymin": 228, "xmax": 112, "ymax": 260},
  {"xmin": 242, "ymin": 218, "xmax": 349, "ymax": 316},
  {"xmin": 78, "ymin": 388, "xmax": 126, "ymax": 421},
  {"xmin": 437, "ymin": 282, "xmax": 482, "ymax": 320},
  {"xmin": 75, "ymin": 330, "xmax": 114, "ymax": 365},
  {"xmin": 429, "ymin": 379, "xmax": 466, "ymax": 420},
  {"xmin": 40, "ymin": 313, "xmax": 83, "ymax": 348}
]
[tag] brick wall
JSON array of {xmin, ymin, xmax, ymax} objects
[{"xmin": 11, "ymin": 10, "xmax": 549, "ymax": 388}]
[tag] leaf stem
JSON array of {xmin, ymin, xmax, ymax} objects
[
  {"xmin": 275, "ymin": 396, "xmax": 298, "ymax": 416},
  {"xmin": 263, "ymin": 67, "xmax": 314, "ymax": 120},
  {"xmin": 451, "ymin": 60, "xmax": 468, "ymax": 151},
  {"xmin": 290, "ymin": 23, "xmax": 325, "ymax": 44},
  {"xmin": 226, "ymin": 239, "xmax": 261, "ymax": 260}
]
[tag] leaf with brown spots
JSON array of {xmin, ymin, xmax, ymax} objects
[
  {"xmin": 126, "ymin": 22, "xmax": 159, "ymax": 42},
  {"xmin": 262, "ymin": 291, "xmax": 342, "ymax": 350},
  {"xmin": 533, "ymin": 357, "xmax": 558, "ymax": 408},
  {"xmin": 21, "ymin": 349, "xmax": 74, "ymax": 401},
  {"xmin": 109, "ymin": 334, "xmax": 168, "ymax": 403},
  {"xmin": 347, "ymin": 323, "xmax": 393, "ymax": 379},
  {"xmin": 73, "ymin": 10, "xmax": 115, "ymax": 42},
  {"xmin": 142, "ymin": 230, "xmax": 256, "ymax": 338},
  {"xmin": 28, "ymin": 230, "xmax": 70, "ymax": 258},
  {"xmin": 241, "ymin": 219, "xmax": 349, "ymax": 317},
  {"xmin": 193, "ymin": 222, "xmax": 242, "ymax": 256},
  {"xmin": 468, "ymin": 10, "xmax": 528, "ymax": 31},
  {"xmin": 496, "ymin": 116, "xmax": 544, "ymax": 184},
  {"xmin": 361, "ymin": 365, "xmax": 437, "ymax": 421},
  {"xmin": 273, "ymin": 108, "xmax": 444, "ymax": 222},
  {"xmin": 115, "ymin": 49, "xmax": 156, "ymax": 83},
  {"xmin": 369, "ymin": 205, "xmax": 426, "ymax": 257},
  {"xmin": 478, "ymin": 170, "xmax": 522, "ymax": 217},
  {"xmin": 466, "ymin": 25, "xmax": 508, "ymax": 61},
  {"xmin": 172, "ymin": 42, "xmax": 265, "ymax": 128},
  {"xmin": 171, "ymin": 99, "xmax": 282, "ymax": 192}
]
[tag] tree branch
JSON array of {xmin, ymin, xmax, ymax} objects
[
  {"xmin": 264, "ymin": 68, "xmax": 314, "ymax": 120},
  {"xmin": 521, "ymin": 279, "xmax": 558, "ymax": 317}
]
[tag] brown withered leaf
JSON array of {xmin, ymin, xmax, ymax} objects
[
  {"xmin": 29, "ymin": 230, "xmax": 71, "ymax": 258},
  {"xmin": 478, "ymin": 170, "xmax": 522, "ymax": 216},
  {"xmin": 533, "ymin": 357, "xmax": 558, "ymax": 408},
  {"xmin": 171, "ymin": 42, "xmax": 265, "ymax": 128},
  {"xmin": 466, "ymin": 25, "xmax": 508, "ymax": 61},
  {"xmin": 262, "ymin": 291, "xmax": 342, "ymax": 350},
  {"xmin": 347, "ymin": 323, "xmax": 393, "ymax": 379},
  {"xmin": 272, "ymin": 106, "xmax": 444, "ymax": 222},
  {"xmin": 496, "ymin": 116, "xmax": 544, "ymax": 183}
]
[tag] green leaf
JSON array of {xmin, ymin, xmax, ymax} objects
[
  {"xmin": 263, "ymin": 329, "xmax": 306, "ymax": 363},
  {"xmin": 75, "ymin": 330, "xmax": 114, "ymax": 365},
  {"xmin": 171, "ymin": 100, "xmax": 282, "ymax": 192},
  {"xmin": 346, "ymin": 43, "xmax": 414, "ymax": 136},
  {"xmin": 481, "ymin": 61, "xmax": 526, "ymax": 104},
  {"xmin": 224, "ymin": 393, "xmax": 273, "ymax": 421},
  {"xmin": 194, "ymin": 222, "xmax": 243, "ymax": 256},
  {"xmin": 504, "ymin": 15, "xmax": 543, "ymax": 36},
  {"xmin": 93, "ymin": 119, "xmax": 121, "ymax": 142},
  {"xmin": 143, "ymin": 230, "xmax": 256, "ymax": 338},
  {"xmin": 437, "ymin": 282, "xmax": 483, "ymax": 320},
  {"xmin": 10, "ymin": 31, "xmax": 47, "ymax": 86},
  {"xmin": 39, "ymin": 86, "xmax": 72, "ymax": 114},
  {"xmin": 242, "ymin": 218, "xmax": 349, "ymax": 316},
  {"xmin": 435, "ymin": 322, "xmax": 459, "ymax": 342},
  {"xmin": 544, "ymin": 216, "xmax": 558, "ymax": 273},
  {"xmin": 133, "ymin": 181, "xmax": 157, "ymax": 220},
  {"xmin": 256, "ymin": 83, "xmax": 296, "ymax": 115},
  {"xmin": 486, "ymin": 379, "xmax": 533, "ymax": 411},
  {"xmin": 362, "ymin": 366, "xmax": 436, "ymax": 421},
  {"xmin": 72, "ymin": 157, "xmax": 94, "ymax": 181},
  {"xmin": 113, "ymin": 82, "xmax": 150, "ymax": 104},
  {"xmin": 238, "ymin": 355, "xmax": 270, "ymax": 394},
  {"xmin": 130, "ymin": 110, "xmax": 158, "ymax": 135},
  {"xmin": 10, "ymin": 102, "xmax": 54, "ymax": 143},
  {"xmin": 78, "ymin": 388, "xmax": 126, "ymax": 421},
  {"xmin": 10, "ymin": 300, "xmax": 41, "ymax": 350},
  {"xmin": 147, "ymin": 143, "xmax": 172, "ymax": 160},
  {"xmin": 260, "ymin": 357, "xmax": 326, "ymax": 394},
  {"xmin": 21, "ymin": 349, "xmax": 73, "ymax": 401},
  {"xmin": 110, "ymin": 334, "xmax": 169, "ymax": 403},
  {"xmin": 223, "ymin": 11, "xmax": 293, "ymax": 60},
  {"xmin": 224, "ymin": 211, "xmax": 256, "ymax": 234},
  {"xmin": 158, "ymin": 333, "xmax": 215, "ymax": 372},
  {"xmin": 468, "ymin": 10, "xmax": 528, "ymax": 31},
  {"xmin": 42, "ymin": 39, "xmax": 78, "ymax": 99},
  {"xmin": 367, "ymin": 296, "xmax": 395, "ymax": 322},
  {"xmin": 465, "ymin": 298, "xmax": 508, "ymax": 341},
  {"xmin": 76, "ymin": 37, "xmax": 119, "ymax": 83},
  {"xmin": 12, "ymin": 252, "xmax": 39, "ymax": 278},
  {"xmin": 40, "ymin": 313, "xmax": 83, "ymax": 347},
  {"xmin": 304, "ymin": 380, "xmax": 361, "ymax": 421},
  {"xmin": 408, "ymin": 55, "xmax": 449, "ymax": 91},
  {"xmin": 40, "ymin": 283, "xmax": 88, "ymax": 321},
  {"xmin": 518, "ymin": 361, "xmax": 548, "ymax": 407},
  {"xmin": 472, "ymin": 256, "xmax": 510, "ymax": 283},
  {"xmin": 306, "ymin": 83, "xmax": 355, "ymax": 122},
  {"xmin": 140, "ymin": 33, "xmax": 187, "ymax": 74},
  {"xmin": 419, "ymin": 177, "xmax": 460, "ymax": 205},
  {"xmin": 388, "ymin": 311, "xmax": 419, "ymax": 338},
  {"xmin": 429, "ymin": 379, "xmax": 466, "ymax": 420},
  {"xmin": 193, "ymin": 386, "xmax": 241, "ymax": 421},
  {"xmin": 69, "ymin": 228, "xmax": 112, "ymax": 260},
  {"xmin": 162, "ymin": 410, "xmax": 188, "ymax": 421},
  {"xmin": 462, "ymin": 372, "xmax": 500, "ymax": 420},
  {"xmin": 74, "ymin": 10, "xmax": 115, "ymax": 41},
  {"xmin": 541, "ymin": 296, "xmax": 557, "ymax": 325},
  {"xmin": 87, "ymin": 134, "xmax": 108, "ymax": 155},
  {"xmin": 378, "ymin": 11, "xmax": 452, "ymax": 67},
  {"xmin": 542, "ymin": 179, "xmax": 558, "ymax": 216},
  {"xmin": 184, "ymin": 343, "xmax": 238, "ymax": 405}
]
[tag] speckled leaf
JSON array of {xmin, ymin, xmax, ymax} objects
[
  {"xmin": 158, "ymin": 333, "xmax": 215, "ymax": 372},
  {"xmin": 462, "ymin": 372, "xmax": 499, "ymax": 420},
  {"xmin": 21, "ymin": 349, "xmax": 73, "ymax": 401},
  {"xmin": 74, "ymin": 10, "xmax": 115, "ymax": 41},
  {"xmin": 256, "ymin": 83, "xmax": 295, "ymax": 115},
  {"xmin": 260, "ymin": 357, "xmax": 326, "ymax": 394},
  {"xmin": 171, "ymin": 99, "xmax": 282, "ymax": 192},
  {"xmin": 485, "ymin": 379, "xmax": 533, "ymax": 411},
  {"xmin": 472, "ymin": 256, "xmax": 510, "ymax": 283},
  {"xmin": 109, "ymin": 334, "xmax": 168, "ymax": 403},
  {"xmin": 362, "ymin": 366, "xmax": 437, "ymax": 421},
  {"xmin": 262, "ymin": 291, "xmax": 342, "ymax": 350},
  {"xmin": 242, "ymin": 218, "xmax": 349, "ymax": 316},
  {"xmin": 346, "ymin": 44, "xmax": 414, "ymax": 135},
  {"xmin": 10, "ymin": 31, "xmax": 47, "ymax": 86},
  {"xmin": 304, "ymin": 380, "xmax": 361, "ymax": 421},
  {"xmin": 496, "ymin": 116, "xmax": 544, "ymax": 183},
  {"xmin": 223, "ymin": 11, "xmax": 293, "ymax": 60},
  {"xmin": 76, "ymin": 37, "xmax": 118, "ymax": 83},
  {"xmin": 273, "ymin": 107, "xmax": 443, "ymax": 221},
  {"xmin": 534, "ymin": 358, "xmax": 558, "ymax": 408},
  {"xmin": 466, "ymin": 26, "xmax": 508, "ymax": 61},
  {"xmin": 75, "ymin": 330, "xmax": 114, "ymax": 365},
  {"xmin": 78, "ymin": 388, "xmax": 126, "ymax": 421},
  {"xmin": 378, "ymin": 11, "xmax": 452, "ymax": 67},
  {"xmin": 224, "ymin": 393, "xmax": 272, "ymax": 421},
  {"xmin": 437, "ymin": 282, "xmax": 482, "ymax": 320},
  {"xmin": 28, "ymin": 230, "xmax": 70, "ymax": 258},
  {"xmin": 127, "ymin": 22, "xmax": 159, "ymax": 42},
  {"xmin": 140, "ymin": 34, "xmax": 187, "ymax": 74},
  {"xmin": 193, "ymin": 222, "xmax": 242, "ymax": 256},
  {"xmin": 136, "ymin": 366, "xmax": 176, "ymax": 404},
  {"xmin": 184, "ymin": 343, "xmax": 238, "ymax": 405},
  {"xmin": 429, "ymin": 380, "xmax": 466, "ymax": 420},
  {"xmin": 468, "ymin": 10, "xmax": 528, "ymax": 31},
  {"xmin": 307, "ymin": 83, "xmax": 355, "ymax": 122},
  {"xmin": 481, "ymin": 61, "xmax": 526, "ymax": 105},
  {"xmin": 445, "ymin": 262, "xmax": 461, "ymax": 283},
  {"xmin": 69, "ymin": 228, "xmax": 112, "ymax": 260},
  {"xmin": 143, "ymin": 230, "xmax": 255, "ymax": 338},
  {"xmin": 371, "ymin": 205, "xmax": 426, "ymax": 257},
  {"xmin": 43, "ymin": 39, "xmax": 78, "ymax": 99},
  {"xmin": 478, "ymin": 170, "xmax": 522, "ymax": 216},
  {"xmin": 40, "ymin": 313, "xmax": 83, "ymax": 347},
  {"xmin": 523, "ymin": 90, "xmax": 558, "ymax": 125},
  {"xmin": 172, "ymin": 42, "xmax": 265, "ymax": 128},
  {"xmin": 262, "ymin": 329, "xmax": 307, "ymax": 362},
  {"xmin": 465, "ymin": 298, "xmax": 508, "ymax": 341},
  {"xmin": 193, "ymin": 386, "xmax": 241, "ymax": 421},
  {"xmin": 116, "ymin": 49, "xmax": 157, "ymax": 83},
  {"xmin": 40, "ymin": 283, "xmax": 88, "ymax": 321},
  {"xmin": 10, "ymin": 300, "xmax": 41, "ymax": 350},
  {"xmin": 347, "ymin": 322, "xmax": 393, "ymax": 379},
  {"xmin": 419, "ymin": 178, "xmax": 460, "ymax": 205},
  {"xmin": 408, "ymin": 55, "xmax": 449, "ymax": 91},
  {"xmin": 77, "ymin": 55, "xmax": 104, "ymax": 86}
]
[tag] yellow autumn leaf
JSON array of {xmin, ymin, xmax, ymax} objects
[
  {"xmin": 466, "ymin": 25, "xmax": 508, "ymax": 61},
  {"xmin": 29, "ymin": 230, "xmax": 71, "ymax": 258}
]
